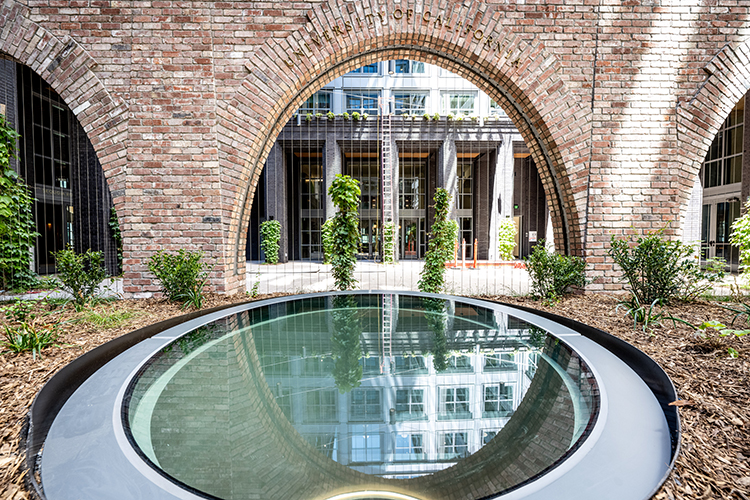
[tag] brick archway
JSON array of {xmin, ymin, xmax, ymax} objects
[
  {"xmin": 218, "ymin": 0, "xmax": 592, "ymax": 286},
  {"xmin": 0, "ymin": 1, "xmax": 128, "ymax": 200},
  {"xmin": 676, "ymin": 38, "xmax": 750, "ymax": 212}
]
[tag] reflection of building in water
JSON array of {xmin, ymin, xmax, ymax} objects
[
  {"xmin": 256, "ymin": 295, "xmax": 539, "ymax": 478},
  {"xmin": 129, "ymin": 295, "xmax": 595, "ymax": 500}
]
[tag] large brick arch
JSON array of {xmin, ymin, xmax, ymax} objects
[
  {"xmin": 218, "ymin": 0, "xmax": 592, "ymax": 280},
  {"xmin": 676, "ymin": 37, "xmax": 750, "ymax": 214},
  {"xmin": 0, "ymin": 1, "xmax": 128, "ymax": 195}
]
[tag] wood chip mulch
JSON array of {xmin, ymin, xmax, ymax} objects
[{"xmin": 1, "ymin": 292, "xmax": 748, "ymax": 499}]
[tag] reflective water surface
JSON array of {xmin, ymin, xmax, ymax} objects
[{"xmin": 125, "ymin": 294, "xmax": 599, "ymax": 500}]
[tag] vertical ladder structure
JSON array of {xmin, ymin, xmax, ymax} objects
[
  {"xmin": 380, "ymin": 97, "xmax": 395, "ymax": 262},
  {"xmin": 381, "ymin": 293, "xmax": 394, "ymax": 373}
]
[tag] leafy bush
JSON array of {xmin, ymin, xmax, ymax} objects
[
  {"xmin": 0, "ymin": 115, "xmax": 39, "ymax": 291},
  {"xmin": 259, "ymin": 219, "xmax": 281, "ymax": 264},
  {"xmin": 497, "ymin": 217, "xmax": 517, "ymax": 260},
  {"xmin": 609, "ymin": 228, "xmax": 724, "ymax": 304},
  {"xmin": 382, "ymin": 222, "xmax": 395, "ymax": 264},
  {"xmin": 418, "ymin": 188, "xmax": 458, "ymax": 294},
  {"xmin": 352, "ymin": 111, "xmax": 361, "ymax": 121},
  {"xmin": 52, "ymin": 248, "xmax": 107, "ymax": 310},
  {"xmin": 148, "ymin": 249, "xmax": 213, "ymax": 309},
  {"xmin": 328, "ymin": 175, "xmax": 360, "ymax": 290},
  {"xmin": 326, "ymin": 111, "xmax": 335, "ymax": 121},
  {"xmin": 525, "ymin": 242, "xmax": 587, "ymax": 302}
]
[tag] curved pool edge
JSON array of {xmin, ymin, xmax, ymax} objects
[
  {"xmin": 21, "ymin": 298, "xmax": 270, "ymax": 500},
  {"xmin": 486, "ymin": 298, "xmax": 680, "ymax": 498},
  {"xmin": 23, "ymin": 291, "xmax": 680, "ymax": 500}
]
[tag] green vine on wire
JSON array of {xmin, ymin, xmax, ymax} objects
[
  {"xmin": 382, "ymin": 222, "xmax": 395, "ymax": 264},
  {"xmin": 329, "ymin": 174, "xmax": 361, "ymax": 290},
  {"xmin": 418, "ymin": 188, "xmax": 458, "ymax": 294},
  {"xmin": 0, "ymin": 115, "xmax": 39, "ymax": 291},
  {"xmin": 259, "ymin": 220, "xmax": 281, "ymax": 264}
]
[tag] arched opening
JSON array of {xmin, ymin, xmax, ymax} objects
[
  {"xmin": 0, "ymin": 57, "xmax": 120, "ymax": 279},
  {"xmin": 689, "ymin": 95, "xmax": 746, "ymax": 273},
  {"xmin": 244, "ymin": 60, "xmax": 551, "ymax": 278},
  {"xmin": 224, "ymin": 38, "xmax": 590, "ymax": 294}
]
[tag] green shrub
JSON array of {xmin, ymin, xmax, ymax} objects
[
  {"xmin": 328, "ymin": 175, "xmax": 361, "ymax": 290},
  {"xmin": 525, "ymin": 242, "xmax": 587, "ymax": 302},
  {"xmin": 148, "ymin": 249, "xmax": 213, "ymax": 309},
  {"xmin": 0, "ymin": 115, "xmax": 39, "ymax": 291},
  {"xmin": 259, "ymin": 219, "xmax": 281, "ymax": 264},
  {"xmin": 609, "ymin": 228, "xmax": 724, "ymax": 304},
  {"xmin": 418, "ymin": 188, "xmax": 458, "ymax": 294},
  {"xmin": 497, "ymin": 217, "xmax": 517, "ymax": 260},
  {"xmin": 52, "ymin": 248, "xmax": 107, "ymax": 310}
]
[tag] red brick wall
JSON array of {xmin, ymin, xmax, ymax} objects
[{"xmin": 1, "ymin": 0, "xmax": 747, "ymax": 294}]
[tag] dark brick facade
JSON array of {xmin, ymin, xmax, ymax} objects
[{"xmin": 0, "ymin": 0, "xmax": 746, "ymax": 294}]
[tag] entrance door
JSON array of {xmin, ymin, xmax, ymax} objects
[
  {"xmin": 701, "ymin": 200, "xmax": 740, "ymax": 271},
  {"xmin": 399, "ymin": 218, "xmax": 425, "ymax": 260}
]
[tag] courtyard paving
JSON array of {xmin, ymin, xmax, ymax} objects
[{"xmin": 246, "ymin": 260, "xmax": 531, "ymax": 296}]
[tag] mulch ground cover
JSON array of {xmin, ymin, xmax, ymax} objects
[{"xmin": 1, "ymin": 292, "xmax": 748, "ymax": 499}]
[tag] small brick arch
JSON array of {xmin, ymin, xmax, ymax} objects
[
  {"xmin": 0, "ymin": 1, "xmax": 128, "ymax": 197},
  {"xmin": 218, "ymin": 0, "xmax": 592, "ymax": 280},
  {"xmin": 676, "ymin": 38, "xmax": 750, "ymax": 216}
]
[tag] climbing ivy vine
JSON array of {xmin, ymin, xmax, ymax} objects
[
  {"xmin": 328, "ymin": 174, "xmax": 361, "ymax": 290},
  {"xmin": 418, "ymin": 188, "xmax": 458, "ymax": 294},
  {"xmin": 0, "ymin": 116, "xmax": 38, "ymax": 291}
]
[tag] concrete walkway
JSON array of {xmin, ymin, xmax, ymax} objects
[{"xmin": 246, "ymin": 260, "xmax": 531, "ymax": 296}]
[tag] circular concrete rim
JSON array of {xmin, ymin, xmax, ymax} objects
[{"xmin": 29, "ymin": 292, "xmax": 679, "ymax": 500}]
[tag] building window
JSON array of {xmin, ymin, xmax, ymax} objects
[
  {"xmin": 702, "ymin": 97, "xmax": 743, "ymax": 189},
  {"xmin": 393, "ymin": 60, "xmax": 425, "ymax": 74},
  {"xmin": 304, "ymin": 434, "xmax": 337, "ymax": 459},
  {"xmin": 275, "ymin": 387, "xmax": 293, "ymax": 422},
  {"xmin": 442, "ymin": 92, "xmax": 476, "ymax": 115},
  {"xmin": 303, "ymin": 356, "xmax": 335, "ymax": 376},
  {"xmin": 399, "ymin": 161, "xmax": 426, "ymax": 210},
  {"xmin": 484, "ymin": 352, "xmax": 516, "ymax": 371},
  {"xmin": 306, "ymin": 389, "xmax": 338, "ymax": 423},
  {"xmin": 445, "ymin": 355, "xmax": 472, "ymax": 373},
  {"xmin": 458, "ymin": 162, "xmax": 473, "ymax": 211},
  {"xmin": 489, "ymin": 99, "xmax": 507, "ymax": 116},
  {"xmin": 346, "ymin": 90, "xmax": 380, "ymax": 115},
  {"xmin": 438, "ymin": 387, "xmax": 471, "ymax": 420},
  {"xmin": 359, "ymin": 356, "xmax": 381, "ymax": 375},
  {"xmin": 439, "ymin": 432, "xmax": 469, "ymax": 459},
  {"xmin": 482, "ymin": 429, "xmax": 499, "ymax": 445},
  {"xmin": 299, "ymin": 160, "xmax": 324, "ymax": 260},
  {"xmin": 298, "ymin": 91, "xmax": 331, "ymax": 115},
  {"xmin": 393, "ymin": 356, "xmax": 428, "ymax": 375},
  {"xmin": 395, "ymin": 388, "xmax": 425, "ymax": 420},
  {"xmin": 393, "ymin": 91, "xmax": 428, "ymax": 115},
  {"xmin": 350, "ymin": 388, "xmax": 381, "ymax": 421},
  {"xmin": 349, "ymin": 63, "xmax": 379, "ymax": 74},
  {"xmin": 483, "ymin": 383, "xmax": 514, "ymax": 418},
  {"xmin": 351, "ymin": 428, "xmax": 382, "ymax": 463},
  {"xmin": 395, "ymin": 433, "xmax": 425, "ymax": 461},
  {"xmin": 260, "ymin": 354, "xmax": 291, "ymax": 376}
]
